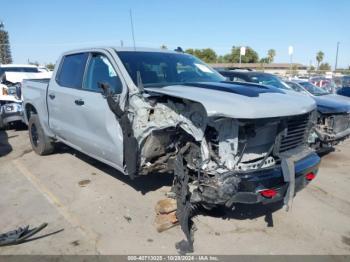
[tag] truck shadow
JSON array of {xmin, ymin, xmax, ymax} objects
[
  {"xmin": 203, "ymin": 201, "xmax": 284, "ymax": 226},
  {"xmin": 0, "ymin": 130, "xmax": 12, "ymax": 157},
  {"xmin": 54, "ymin": 143, "xmax": 174, "ymax": 195},
  {"xmin": 54, "ymin": 143, "xmax": 284, "ymax": 225},
  {"xmin": 317, "ymin": 147, "xmax": 335, "ymax": 157}
]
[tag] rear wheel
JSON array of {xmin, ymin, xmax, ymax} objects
[{"xmin": 28, "ymin": 114, "xmax": 54, "ymax": 155}]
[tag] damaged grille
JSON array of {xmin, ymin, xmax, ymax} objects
[
  {"xmin": 279, "ymin": 113, "xmax": 310, "ymax": 153},
  {"xmin": 332, "ymin": 114, "xmax": 350, "ymax": 133}
]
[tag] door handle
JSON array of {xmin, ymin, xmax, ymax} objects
[
  {"xmin": 74, "ymin": 99, "xmax": 84, "ymax": 106},
  {"xmin": 49, "ymin": 93, "xmax": 55, "ymax": 99}
]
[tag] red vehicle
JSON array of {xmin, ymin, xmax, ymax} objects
[{"xmin": 310, "ymin": 77, "xmax": 336, "ymax": 93}]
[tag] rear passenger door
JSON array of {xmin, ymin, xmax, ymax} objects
[{"xmin": 48, "ymin": 52, "xmax": 89, "ymax": 148}]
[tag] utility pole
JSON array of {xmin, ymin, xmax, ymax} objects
[
  {"xmin": 288, "ymin": 46, "xmax": 294, "ymax": 76},
  {"xmin": 129, "ymin": 9, "xmax": 136, "ymax": 51},
  {"xmin": 335, "ymin": 41, "xmax": 340, "ymax": 71}
]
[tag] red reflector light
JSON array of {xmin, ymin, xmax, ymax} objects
[
  {"xmin": 260, "ymin": 189, "xmax": 277, "ymax": 198},
  {"xmin": 305, "ymin": 172, "xmax": 316, "ymax": 181}
]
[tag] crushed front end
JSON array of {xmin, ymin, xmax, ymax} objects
[
  {"xmin": 310, "ymin": 112, "xmax": 350, "ymax": 149},
  {"xmin": 181, "ymin": 112, "xmax": 320, "ymax": 209}
]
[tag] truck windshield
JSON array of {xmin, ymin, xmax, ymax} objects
[
  {"xmin": 116, "ymin": 51, "xmax": 225, "ymax": 87},
  {"xmin": 299, "ymin": 81, "xmax": 329, "ymax": 96},
  {"xmin": 249, "ymin": 74, "xmax": 292, "ymax": 90}
]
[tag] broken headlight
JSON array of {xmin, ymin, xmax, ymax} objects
[{"xmin": 4, "ymin": 103, "xmax": 22, "ymax": 113}]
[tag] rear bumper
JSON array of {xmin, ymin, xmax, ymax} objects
[{"xmin": 232, "ymin": 152, "xmax": 320, "ymax": 204}]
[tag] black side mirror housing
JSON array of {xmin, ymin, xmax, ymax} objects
[{"xmin": 98, "ymin": 82, "xmax": 112, "ymax": 96}]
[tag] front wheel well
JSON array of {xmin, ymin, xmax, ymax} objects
[{"xmin": 25, "ymin": 103, "xmax": 37, "ymax": 121}]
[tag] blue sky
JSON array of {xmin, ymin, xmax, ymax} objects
[{"xmin": 2, "ymin": 0, "xmax": 350, "ymax": 68}]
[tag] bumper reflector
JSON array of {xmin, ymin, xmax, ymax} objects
[
  {"xmin": 259, "ymin": 189, "xmax": 277, "ymax": 198},
  {"xmin": 305, "ymin": 172, "xmax": 316, "ymax": 181}
]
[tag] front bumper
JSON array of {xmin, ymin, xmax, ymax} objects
[
  {"xmin": 192, "ymin": 151, "xmax": 320, "ymax": 206},
  {"xmin": 233, "ymin": 152, "xmax": 320, "ymax": 204},
  {"xmin": 0, "ymin": 103, "xmax": 24, "ymax": 125}
]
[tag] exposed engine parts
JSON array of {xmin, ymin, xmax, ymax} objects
[{"xmin": 310, "ymin": 112, "xmax": 350, "ymax": 149}]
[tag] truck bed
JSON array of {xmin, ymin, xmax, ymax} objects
[{"xmin": 22, "ymin": 79, "xmax": 50, "ymax": 125}]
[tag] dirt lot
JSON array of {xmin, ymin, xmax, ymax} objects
[{"xmin": 1, "ymin": 128, "xmax": 350, "ymax": 255}]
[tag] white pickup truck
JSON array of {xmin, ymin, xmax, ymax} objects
[
  {"xmin": 23, "ymin": 47, "xmax": 320, "ymax": 251},
  {"xmin": 0, "ymin": 64, "xmax": 50, "ymax": 128}
]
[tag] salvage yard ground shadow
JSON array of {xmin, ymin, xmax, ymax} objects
[
  {"xmin": 203, "ymin": 201, "xmax": 284, "ymax": 227},
  {"xmin": 54, "ymin": 143, "xmax": 174, "ymax": 194},
  {"xmin": 53, "ymin": 142, "xmax": 285, "ymax": 226},
  {"xmin": 0, "ymin": 130, "xmax": 12, "ymax": 157}
]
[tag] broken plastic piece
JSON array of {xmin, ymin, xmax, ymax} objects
[
  {"xmin": 174, "ymin": 154, "xmax": 195, "ymax": 254},
  {"xmin": 0, "ymin": 223, "xmax": 48, "ymax": 246}
]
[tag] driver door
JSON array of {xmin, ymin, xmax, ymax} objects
[{"xmin": 75, "ymin": 52, "xmax": 125, "ymax": 169}]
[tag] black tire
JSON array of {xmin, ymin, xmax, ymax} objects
[
  {"xmin": 28, "ymin": 114, "xmax": 54, "ymax": 155},
  {"xmin": 0, "ymin": 120, "xmax": 5, "ymax": 130}
]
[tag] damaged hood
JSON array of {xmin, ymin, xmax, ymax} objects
[
  {"xmin": 145, "ymin": 82, "xmax": 316, "ymax": 119},
  {"xmin": 314, "ymin": 94, "xmax": 350, "ymax": 114}
]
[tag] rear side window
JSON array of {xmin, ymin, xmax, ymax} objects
[
  {"xmin": 57, "ymin": 53, "xmax": 88, "ymax": 88},
  {"xmin": 231, "ymin": 76, "xmax": 247, "ymax": 82}
]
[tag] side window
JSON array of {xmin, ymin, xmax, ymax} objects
[
  {"xmin": 57, "ymin": 53, "xmax": 88, "ymax": 88},
  {"xmin": 232, "ymin": 76, "xmax": 247, "ymax": 82},
  {"xmin": 83, "ymin": 53, "xmax": 122, "ymax": 93}
]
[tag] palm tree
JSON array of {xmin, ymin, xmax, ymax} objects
[
  {"xmin": 316, "ymin": 51, "xmax": 324, "ymax": 70},
  {"xmin": 267, "ymin": 49, "xmax": 276, "ymax": 63}
]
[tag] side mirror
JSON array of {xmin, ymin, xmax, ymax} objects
[{"xmin": 98, "ymin": 82, "xmax": 112, "ymax": 96}]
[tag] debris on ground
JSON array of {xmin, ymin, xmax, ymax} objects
[
  {"xmin": 155, "ymin": 210, "xmax": 178, "ymax": 233},
  {"xmin": 155, "ymin": 198, "xmax": 179, "ymax": 232},
  {"xmin": 155, "ymin": 198, "xmax": 177, "ymax": 214},
  {"xmin": 70, "ymin": 240, "xmax": 80, "ymax": 246},
  {"xmin": 123, "ymin": 215, "xmax": 132, "ymax": 223},
  {"xmin": 78, "ymin": 179, "xmax": 91, "ymax": 187},
  {"xmin": 0, "ymin": 223, "xmax": 48, "ymax": 246}
]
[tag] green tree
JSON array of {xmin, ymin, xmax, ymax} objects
[
  {"xmin": 319, "ymin": 62, "xmax": 331, "ymax": 71},
  {"xmin": 267, "ymin": 49, "xmax": 276, "ymax": 63},
  {"xmin": 316, "ymin": 51, "xmax": 324, "ymax": 70},
  {"xmin": 290, "ymin": 64, "xmax": 299, "ymax": 76},
  {"xmin": 217, "ymin": 55, "xmax": 224, "ymax": 63},
  {"xmin": 225, "ymin": 46, "xmax": 259, "ymax": 63},
  {"xmin": 185, "ymin": 48, "xmax": 217, "ymax": 63},
  {"xmin": 29, "ymin": 60, "xmax": 39, "ymax": 66},
  {"xmin": 260, "ymin": 57, "xmax": 269, "ymax": 64},
  {"xmin": 0, "ymin": 22, "xmax": 13, "ymax": 64},
  {"xmin": 46, "ymin": 63, "xmax": 55, "ymax": 71}
]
